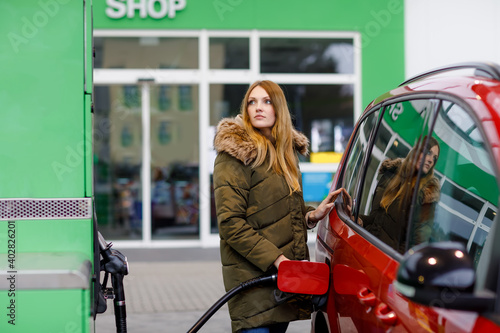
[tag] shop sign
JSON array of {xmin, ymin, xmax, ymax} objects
[{"xmin": 105, "ymin": 0, "xmax": 186, "ymax": 19}]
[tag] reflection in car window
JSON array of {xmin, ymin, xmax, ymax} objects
[
  {"xmin": 358, "ymin": 99, "xmax": 438, "ymax": 253},
  {"xmin": 422, "ymin": 101, "xmax": 499, "ymax": 268},
  {"xmin": 340, "ymin": 110, "xmax": 379, "ymax": 215}
]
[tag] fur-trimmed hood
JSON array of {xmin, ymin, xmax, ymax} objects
[
  {"xmin": 379, "ymin": 158, "xmax": 440, "ymax": 204},
  {"xmin": 213, "ymin": 115, "xmax": 309, "ymax": 165}
]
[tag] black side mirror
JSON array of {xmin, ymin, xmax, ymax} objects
[{"xmin": 395, "ymin": 241, "xmax": 495, "ymax": 312}]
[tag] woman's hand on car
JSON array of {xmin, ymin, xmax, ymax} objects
[
  {"xmin": 340, "ymin": 191, "xmax": 363, "ymax": 226},
  {"xmin": 307, "ymin": 188, "xmax": 349, "ymax": 226}
]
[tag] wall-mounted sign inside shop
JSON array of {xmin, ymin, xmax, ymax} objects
[{"xmin": 105, "ymin": 0, "xmax": 186, "ymax": 19}]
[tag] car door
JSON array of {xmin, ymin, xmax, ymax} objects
[
  {"xmin": 319, "ymin": 98, "xmax": 439, "ymax": 332},
  {"xmin": 330, "ymin": 96, "xmax": 500, "ymax": 333},
  {"xmin": 324, "ymin": 109, "xmax": 384, "ymax": 332},
  {"xmin": 356, "ymin": 98, "xmax": 440, "ymax": 332},
  {"xmin": 315, "ymin": 106, "xmax": 383, "ymax": 332},
  {"xmin": 381, "ymin": 98, "xmax": 500, "ymax": 332}
]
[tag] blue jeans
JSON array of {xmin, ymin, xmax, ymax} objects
[{"xmin": 240, "ymin": 322, "xmax": 289, "ymax": 333}]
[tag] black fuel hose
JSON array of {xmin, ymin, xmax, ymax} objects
[
  {"xmin": 187, "ymin": 274, "xmax": 277, "ymax": 333},
  {"xmin": 111, "ymin": 273, "xmax": 127, "ymax": 333}
]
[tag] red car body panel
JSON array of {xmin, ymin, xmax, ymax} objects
[
  {"xmin": 316, "ymin": 204, "xmax": 496, "ymax": 333},
  {"xmin": 313, "ymin": 69, "xmax": 500, "ymax": 333}
]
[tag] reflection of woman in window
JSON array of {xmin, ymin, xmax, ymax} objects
[{"xmin": 360, "ymin": 136, "xmax": 441, "ymax": 253}]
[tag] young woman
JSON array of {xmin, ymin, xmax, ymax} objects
[
  {"xmin": 360, "ymin": 136, "xmax": 441, "ymax": 253},
  {"xmin": 213, "ymin": 80, "xmax": 346, "ymax": 333}
]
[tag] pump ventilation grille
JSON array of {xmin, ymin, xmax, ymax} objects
[{"xmin": 0, "ymin": 198, "xmax": 92, "ymax": 221}]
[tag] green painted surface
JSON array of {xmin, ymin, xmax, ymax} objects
[
  {"xmin": 0, "ymin": 220, "xmax": 92, "ymax": 258},
  {"xmin": 93, "ymin": 0, "xmax": 405, "ymax": 112},
  {"xmin": 0, "ymin": 220, "xmax": 93, "ymax": 333},
  {"xmin": 0, "ymin": 1, "xmax": 95, "ymax": 331},
  {"xmin": 0, "ymin": 0, "xmax": 86, "ymax": 198},
  {"xmin": 0, "ymin": 289, "xmax": 89, "ymax": 332},
  {"xmin": 15, "ymin": 220, "xmax": 92, "ymax": 255},
  {"xmin": 85, "ymin": 0, "xmax": 94, "ymax": 199},
  {"xmin": 85, "ymin": 94, "xmax": 93, "ymax": 197},
  {"xmin": 86, "ymin": 0, "xmax": 94, "ymax": 95}
]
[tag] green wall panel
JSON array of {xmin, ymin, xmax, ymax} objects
[
  {"xmin": 20, "ymin": 220, "xmax": 91, "ymax": 256},
  {"xmin": 85, "ymin": 94, "xmax": 93, "ymax": 197},
  {"xmin": 0, "ymin": 2, "xmax": 94, "ymax": 331},
  {"xmin": 0, "ymin": 220, "xmax": 93, "ymax": 262},
  {"xmin": 0, "ymin": 289, "xmax": 89, "ymax": 332},
  {"xmin": 0, "ymin": 0, "xmax": 86, "ymax": 198}
]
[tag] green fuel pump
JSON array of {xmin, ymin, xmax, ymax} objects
[{"xmin": 0, "ymin": 1, "xmax": 129, "ymax": 331}]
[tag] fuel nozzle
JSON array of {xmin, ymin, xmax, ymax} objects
[
  {"xmin": 98, "ymin": 231, "xmax": 129, "ymax": 333},
  {"xmin": 99, "ymin": 232, "xmax": 129, "ymax": 275}
]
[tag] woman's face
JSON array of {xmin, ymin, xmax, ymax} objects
[
  {"xmin": 417, "ymin": 145, "xmax": 439, "ymax": 174},
  {"xmin": 247, "ymin": 85, "xmax": 276, "ymax": 138}
]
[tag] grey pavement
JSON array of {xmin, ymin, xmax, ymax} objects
[{"xmin": 94, "ymin": 247, "xmax": 313, "ymax": 333}]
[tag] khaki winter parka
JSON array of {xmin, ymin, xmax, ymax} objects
[{"xmin": 213, "ymin": 116, "xmax": 314, "ymax": 332}]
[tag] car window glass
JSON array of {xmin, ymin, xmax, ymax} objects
[
  {"xmin": 358, "ymin": 99, "xmax": 438, "ymax": 253},
  {"xmin": 418, "ymin": 101, "xmax": 499, "ymax": 268},
  {"xmin": 340, "ymin": 110, "xmax": 379, "ymax": 215}
]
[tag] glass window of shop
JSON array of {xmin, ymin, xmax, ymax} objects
[
  {"xmin": 94, "ymin": 37, "xmax": 198, "ymax": 69},
  {"xmin": 209, "ymin": 37, "xmax": 250, "ymax": 69},
  {"xmin": 94, "ymin": 32, "xmax": 358, "ymax": 245},
  {"xmin": 260, "ymin": 38, "xmax": 354, "ymax": 74}
]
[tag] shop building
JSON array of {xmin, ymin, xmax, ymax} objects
[{"xmin": 92, "ymin": 0, "xmax": 405, "ymax": 247}]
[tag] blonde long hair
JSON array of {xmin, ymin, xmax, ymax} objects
[
  {"xmin": 241, "ymin": 80, "xmax": 301, "ymax": 193},
  {"xmin": 380, "ymin": 136, "xmax": 440, "ymax": 211}
]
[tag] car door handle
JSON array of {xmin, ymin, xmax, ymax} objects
[
  {"xmin": 375, "ymin": 303, "xmax": 397, "ymax": 326},
  {"xmin": 357, "ymin": 287, "xmax": 376, "ymax": 307}
]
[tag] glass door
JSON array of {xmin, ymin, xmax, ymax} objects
[
  {"xmin": 150, "ymin": 84, "xmax": 200, "ymax": 240},
  {"xmin": 94, "ymin": 83, "xmax": 200, "ymax": 241}
]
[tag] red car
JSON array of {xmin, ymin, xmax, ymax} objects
[{"xmin": 312, "ymin": 62, "xmax": 500, "ymax": 332}]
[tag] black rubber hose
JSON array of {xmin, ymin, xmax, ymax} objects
[
  {"xmin": 112, "ymin": 273, "xmax": 127, "ymax": 333},
  {"xmin": 187, "ymin": 274, "xmax": 277, "ymax": 333}
]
